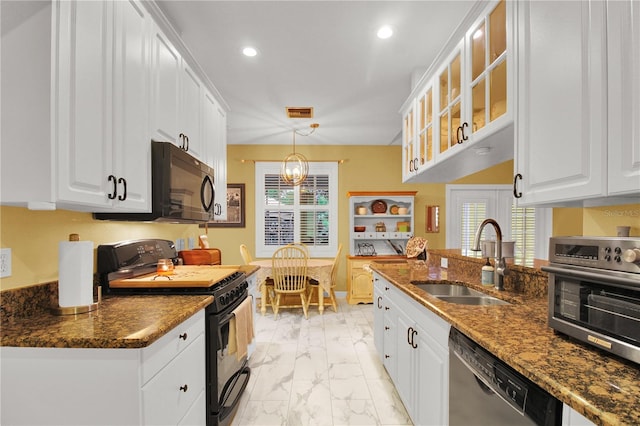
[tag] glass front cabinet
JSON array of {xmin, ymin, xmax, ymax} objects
[{"xmin": 402, "ymin": 0, "xmax": 513, "ymax": 183}]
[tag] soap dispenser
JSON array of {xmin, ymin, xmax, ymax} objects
[{"xmin": 481, "ymin": 258, "xmax": 494, "ymax": 286}]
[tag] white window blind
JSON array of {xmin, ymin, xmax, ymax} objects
[{"xmin": 256, "ymin": 162, "xmax": 337, "ymax": 258}]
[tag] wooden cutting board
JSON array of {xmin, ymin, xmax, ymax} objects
[{"xmin": 110, "ymin": 265, "xmax": 239, "ymax": 288}]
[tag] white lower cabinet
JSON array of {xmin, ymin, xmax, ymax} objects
[
  {"xmin": 0, "ymin": 310, "xmax": 205, "ymax": 426},
  {"xmin": 562, "ymin": 404, "xmax": 595, "ymax": 426},
  {"xmin": 373, "ymin": 272, "xmax": 450, "ymax": 426}
]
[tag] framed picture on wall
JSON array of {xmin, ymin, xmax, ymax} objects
[{"xmin": 201, "ymin": 183, "xmax": 245, "ymax": 228}]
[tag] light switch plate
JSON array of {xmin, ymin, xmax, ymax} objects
[
  {"xmin": 440, "ymin": 257, "xmax": 448, "ymax": 268},
  {"xmin": 1, "ymin": 248, "xmax": 12, "ymax": 278}
]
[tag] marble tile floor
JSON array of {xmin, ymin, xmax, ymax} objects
[{"xmin": 233, "ymin": 297, "xmax": 413, "ymax": 426}]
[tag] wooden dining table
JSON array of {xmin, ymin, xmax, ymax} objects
[{"xmin": 249, "ymin": 258, "xmax": 334, "ymax": 315}]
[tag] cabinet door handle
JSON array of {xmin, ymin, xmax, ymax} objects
[
  {"xmin": 179, "ymin": 384, "xmax": 188, "ymax": 392},
  {"xmin": 385, "ymin": 326, "xmax": 390, "ymax": 330},
  {"xmin": 384, "ymin": 354, "xmax": 390, "ymax": 359},
  {"xmin": 384, "ymin": 306, "xmax": 390, "ymax": 311},
  {"xmin": 384, "ymin": 286, "xmax": 389, "ymax": 291},
  {"xmin": 456, "ymin": 126, "xmax": 463, "ymax": 144},
  {"xmin": 411, "ymin": 329, "xmax": 418, "ymax": 349},
  {"xmin": 179, "ymin": 133, "xmax": 185, "ymax": 149},
  {"xmin": 107, "ymin": 175, "xmax": 117, "ymax": 199},
  {"xmin": 461, "ymin": 122, "xmax": 469, "ymax": 142},
  {"xmin": 413, "ymin": 158, "xmax": 419, "ymax": 172},
  {"xmin": 409, "ymin": 159, "xmax": 413, "ymax": 172},
  {"xmin": 377, "ymin": 296, "xmax": 382, "ymax": 309},
  {"xmin": 513, "ymin": 173, "xmax": 523, "ymax": 198},
  {"xmin": 117, "ymin": 177, "xmax": 127, "ymax": 201},
  {"xmin": 407, "ymin": 327, "xmax": 413, "ymax": 345},
  {"xmin": 179, "ymin": 332, "xmax": 188, "ymax": 340},
  {"xmin": 184, "ymin": 135, "xmax": 189, "ymax": 152}
]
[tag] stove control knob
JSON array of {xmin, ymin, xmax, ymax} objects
[{"xmin": 622, "ymin": 248, "xmax": 640, "ymax": 265}]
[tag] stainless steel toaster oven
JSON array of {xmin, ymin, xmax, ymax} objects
[{"xmin": 543, "ymin": 236, "xmax": 640, "ymax": 365}]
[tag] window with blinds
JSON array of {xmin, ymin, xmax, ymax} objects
[
  {"xmin": 447, "ymin": 185, "xmax": 549, "ymax": 264},
  {"xmin": 256, "ymin": 162, "xmax": 337, "ymax": 258},
  {"xmin": 511, "ymin": 206, "xmax": 536, "ymax": 267},
  {"xmin": 460, "ymin": 202, "xmax": 488, "ymax": 256}
]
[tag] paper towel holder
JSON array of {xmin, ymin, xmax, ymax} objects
[{"xmin": 51, "ymin": 286, "xmax": 102, "ymax": 315}]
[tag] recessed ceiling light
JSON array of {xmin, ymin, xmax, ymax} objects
[
  {"xmin": 377, "ymin": 25, "xmax": 394, "ymax": 40},
  {"xmin": 242, "ymin": 47, "xmax": 257, "ymax": 57}
]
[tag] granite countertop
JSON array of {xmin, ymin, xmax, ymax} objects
[
  {"xmin": 370, "ymin": 260, "xmax": 640, "ymax": 426},
  {"xmin": 1, "ymin": 295, "xmax": 213, "ymax": 349},
  {"xmin": 0, "ymin": 265, "xmax": 259, "ymax": 350}
]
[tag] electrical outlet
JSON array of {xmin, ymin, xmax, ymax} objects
[
  {"xmin": 440, "ymin": 257, "xmax": 448, "ymax": 268},
  {"xmin": 0, "ymin": 248, "xmax": 12, "ymax": 278},
  {"xmin": 188, "ymin": 237, "xmax": 195, "ymax": 250},
  {"xmin": 175, "ymin": 239, "xmax": 185, "ymax": 251}
]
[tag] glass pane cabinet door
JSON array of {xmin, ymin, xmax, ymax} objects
[
  {"xmin": 469, "ymin": 0, "xmax": 507, "ymax": 135},
  {"xmin": 403, "ymin": 107, "xmax": 415, "ymax": 175},
  {"xmin": 418, "ymin": 87, "xmax": 434, "ymax": 168},
  {"xmin": 438, "ymin": 51, "xmax": 462, "ymax": 155}
]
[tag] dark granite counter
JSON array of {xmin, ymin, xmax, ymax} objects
[
  {"xmin": 0, "ymin": 265, "xmax": 259, "ymax": 350},
  {"xmin": 370, "ymin": 254, "xmax": 640, "ymax": 426}
]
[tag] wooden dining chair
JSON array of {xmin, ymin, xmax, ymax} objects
[
  {"xmin": 271, "ymin": 245, "xmax": 309, "ymax": 319},
  {"xmin": 307, "ymin": 243, "xmax": 343, "ymax": 313},
  {"xmin": 239, "ymin": 244, "xmax": 253, "ymax": 264},
  {"xmin": 240, "ymin": 244, "xmax": 275, "ymax": 306}
]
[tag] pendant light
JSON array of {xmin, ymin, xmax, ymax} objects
[{"xmin": 280, "ymin": 123, "xmax": 318, "ymax": 186}]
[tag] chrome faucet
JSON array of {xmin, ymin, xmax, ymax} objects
[{"xmin": 472, "ymin": 218, "xmax": 507, "ymax": 291}]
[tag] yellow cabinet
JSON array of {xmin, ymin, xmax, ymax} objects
[{"xmin": 347, "ymin": 257, "xmax": 373, "ymax": 304}]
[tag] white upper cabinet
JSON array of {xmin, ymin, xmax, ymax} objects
[
  {"xmin": 55, "ymin": 0, "xmax": 115, "ymax": 209},
  {"xmin": 179, "ymin": 60, "xmax": 205, "ymax": 160},
  {"xmin": 402, "ymin": 0, "xmax": 513, "ymax": 183},
  {"xmin": 59, "ymin": 0, "xmax": 151, "ymax": 212},
  {"xmin": 202, "ymin": 90, "xmax": 228, "ymax": 220},
  {"xmin": 464, "ymin": 0, "xmax": 511, "ymax": 144},
  {"xmin": 150, "ymin": 23, "xmax": 180, "ymax": 144},
  {"xmin": 0, "ymin": 0, "xmax": 228, "ymax": 212},
  {"xmin": 109, "ymin": 0, "xmax": 152, "ymax": 212},
  {"xmin": 514, "ymin": 0, "xmax": 607, "ymax": 206},
  {"xmin": 514, "ymin": 0, "xmax": 638, "ymax": 206},
  {"xmin": 1, "ymin": 0, "xmax": 151, "ymax": 212},
  {"xmin": 435, "ymin": 40, "xmax": 466, "ymax": 163},
  {"xmin": 607, "ymin": 0, "xmax": 640, "ymax": 197}
]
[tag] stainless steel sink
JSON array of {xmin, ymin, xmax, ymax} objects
[
  {"xmin": 412, "ymin": 283, "xmax": 484, "ymax": 296},
  {"xmin": 410, "ymin": 282, "xmax": 510, "ymax": 306},
  {"xmin": 436, "ymin": 295, "xmax": 510, "ymax": 306}
]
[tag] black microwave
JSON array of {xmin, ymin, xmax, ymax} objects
[{"xmin": 94, "ymin": 141, "xmax": 215, "ymax": 223}]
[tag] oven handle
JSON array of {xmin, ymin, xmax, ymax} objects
[
  {"xmin": 542, "ymin": 265, "xmax": 640, "ymax": 288},
  {"xmin": 218, "ymin": 366, "xmax": 251, "ymax": 422}
]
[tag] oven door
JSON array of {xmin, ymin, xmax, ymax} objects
[
  {"xmin": 545, "ymin": 265, "xmax": 640, "ymax": 364},
  {"xmin": 208, "ymin": 298, "xmax": 251, "ymax": 426}
]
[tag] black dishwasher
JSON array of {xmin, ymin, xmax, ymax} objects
[{"xmin": 449, "ymin": 328, "xmax": 562, "ymax": 426}]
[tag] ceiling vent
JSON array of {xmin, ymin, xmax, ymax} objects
[{"xmin": 286, "ymin": 107, "xmax": 314, "ymax": 119}]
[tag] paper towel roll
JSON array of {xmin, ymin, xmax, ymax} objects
[{"xmin": 58, "ymin": 240, "xmax": 94, "ymax": 307}]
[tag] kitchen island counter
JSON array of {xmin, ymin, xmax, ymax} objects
[{"xmin": 371, "ymin": 258, "xmax": 640, "ymax": 426}]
